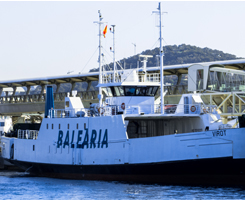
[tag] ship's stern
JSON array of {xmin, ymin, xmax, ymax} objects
[{"xmin": 0, "ymin": 136, "xmax": 15, "ymax": 161}]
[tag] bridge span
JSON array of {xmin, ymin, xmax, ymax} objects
[
  {"xmin": 0, "ymin": 72, "xmax": 99, "ymax": 116},
  {"xmin": 1, "ymin": 59, "xmax": 245, "ymax": 120}
]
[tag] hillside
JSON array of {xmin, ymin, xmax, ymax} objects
[
  {"xmin": 31, "ymin": 44, "xmax": 242, "ymax": 93},
  {"xmin": 89, "ymin": 44, "xmax": 242, "ymax": 72}
]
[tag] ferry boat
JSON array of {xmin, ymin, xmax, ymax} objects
[{"xmin": 1, "ymin": 3, "xmax": 245, "ymax": 185}]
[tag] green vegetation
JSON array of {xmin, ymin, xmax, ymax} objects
[
  {"xmin": 33, "ymin": 44, "xmax": 240, "ymax": 93},
  {"xmin": 90, "ymin": 44, "xmax": 242, "ymax": 72}
]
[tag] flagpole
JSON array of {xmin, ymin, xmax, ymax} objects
[
  {"xmin": 159, "ymin": 2, "xmax": 164, "ymax": 114},
  {"xmin": 111, "ymin": 25, "xmax": 116, "ymax": 83},
  {"xmin": 99, "ymin": 11, "xmax": 103, "ymax": 107},
  {"xmin": 94, "ymin": 10, "xmax": 104, "ymax": 108}
]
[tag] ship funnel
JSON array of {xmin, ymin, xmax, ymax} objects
[{"xmin": 45, "ymin": 86, "xmax": 54, "ymax": 118}]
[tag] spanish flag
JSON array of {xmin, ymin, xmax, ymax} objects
[{"xmin": 103, "ymin": 25, "xmax": 107, "ymax": 38}]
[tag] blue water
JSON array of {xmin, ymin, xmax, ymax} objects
[{"xmin": 1, "ymin": 171, "xmax": 245, "ymax": 199}]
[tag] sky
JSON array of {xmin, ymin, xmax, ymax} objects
[{"xmin": 0, "ymin": 1, "xmax": 245, "ymax": 81}]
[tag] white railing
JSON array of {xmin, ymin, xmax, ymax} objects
[
  {"xmin": 49, "ymin": 106, "xmax": 117, "ymax": 118},
  {"xmin": 48, "ymin": 104, "xmax": 217, "ymax": 118},
  {"xmin": 101, "ymin": 73, "xmax": 160, "ymax": 84},
  {"xmin": 49, "ymin": 108, "xmax": 91, "ymax": 118},
  {"xmin": 138, "ymin": 73, "xmax": 160, "ymax": 83},
  {"xmin": 102, "ymin": 74, "xmax": 121, "ymax": 84},
  {"xmin": 17, "ymin": 129, "xmax": 38, "ymax": 140},
  {"xmin": 124, "ymin": 104, "xmax": 217, "ymax": 115}
]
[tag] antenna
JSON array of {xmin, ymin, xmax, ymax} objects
[
  {"xmin": 132, "ymin": 43, "xmax": 136, "ymax": 55},
  {"xmin": 152, "ymin": 2, "xmax": 167, "ymax": 114},
  {"xmin": 94, "ymin": 10, "xmax": 106, "ymax": 107},
  {"xmin": 139, "ymin": 55, "xmax": 153, "ymax": 81},
  {"xmin": 110, "ymin": 25, "xmax": 116, "ymax": 83}
]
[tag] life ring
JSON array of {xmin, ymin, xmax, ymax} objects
[
  {"xmin": 121, "ymin": 103, "xmax": 125, "ymax": 110},
  {"xmin": 190, "ymin": 106, "xmax": 196, "ymax": 112}
]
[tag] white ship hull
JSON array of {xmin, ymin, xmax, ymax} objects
[{"xmin": 2, "ymin": 115, "xmax": 245, "ymax": 184}]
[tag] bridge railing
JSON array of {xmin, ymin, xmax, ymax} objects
[
  {"xmin": 17, "ymin": 129, "xmax": 38, "ymax": 140},
  {"xmin": 0, "ymin": 91, "xmax": 100, "ymax": 104}
]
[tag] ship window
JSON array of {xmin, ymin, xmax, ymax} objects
[
  {"xmin": 118, "ymin": 86, "xmax": 125, "ymax": 96},
  {"xmin": 46, "ymin": 124, "xmax": 48, "ymax": 129},
  {"xmin": 102, "ymin": 87, "xmax": 113, "ymax": 97},
  {"xmin": 196, "ymin": 69, "xmax": 204, "ymax": 90},
  {"xmin": 77, "ymin": 123, "xmax": 79, "ymax": 129},
  {"xmin": 125, "ymin": 87, "xmax": 136, "ymax": 96},
  {"xmin": 136, "ymin": 87, "xmax": 146, "ymax": 96},
  {"xmin": 0, "ymin": 122, "xmax": 5, "ymax": 126},
  {"xmin": 33, "ymin": 145, "xmax": 35, "ymax": 151},
  {"xmin": 107, "ymin": 87, "xmax": 113, "ymax": 96},
  {"xmin": 66, "ymin": 101, "xmax": 69, "ymax": 108},
  {"xmin": 152, "ymin": 86, "xmax": 159, "ymax": 96},
  {"xmin": 59, "ymin": 124, "xmax": 61, "ymax": 129},
  {"xmin": 146, "ymin": 87, "xmax": 153, "ymax": 96},
  {"xmin": 114, "ymin": 87, "xmax": 121, "ymax": 96},
  {"xmin": 68, "ymin": 124, "xmax": 69, "ymax": 129},
  {"xmin": 52, "ymin": 124, "xmax": 54, "ymax": 129},
  {"xmin": 84, "ymin": 123, "xmax": 86, "ymax": 129}
]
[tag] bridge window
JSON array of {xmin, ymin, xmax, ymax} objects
[
  {"xmin": 196, "ymin": 69, "xmax": 204, "ymax": 90},
  {"xmin": 118, "ymin": 86, "xmax": 125, "ymax": 96},
  {"xmin": 125, "ymin": 87, "xmax": 136, "ymax": 96},
  {"xmin": 152, "ymin": 86, "xmax": 158, "ymax": 95},
  {"xmin": 208, "ymin": 69, "xmax": 245, "ymax": 92},
  {"xmin": 114, "ymin": 87, "xmax": 121, "ymax": 96},
  {"xmin": 102, "ymin": 87, "xmax": 113, "ymax": 97},
  {"xmin": 136, "ymin": 87, "xmax": 146, "ymax": 96},
  {"xmin": 146, "ymin": 87, "xmax": 153, "ymax": 96},
  {"xmin": 109, "ymin": 86, "xmax": 159, "ymax": 97}
]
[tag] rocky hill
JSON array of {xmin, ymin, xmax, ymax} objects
[{"xmin": 89, "ymin": 44, "xmax": 242, "ymax": 72}]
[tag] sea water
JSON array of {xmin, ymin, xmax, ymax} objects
[{"xmin": 1, "ymin": 171, "xmax": 245, "ymax": 200}]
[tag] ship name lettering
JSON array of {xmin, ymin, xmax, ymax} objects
[
  {"xmin": 57, "ymin": 129, "xmax": 108, "ymax": 149},
  {"xmin": 212, "ymin": 130, "xmax": 226, "ymax": 137}
]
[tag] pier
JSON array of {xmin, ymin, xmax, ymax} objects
[
  {"xmin": 0, "ymin": 72, "xmax": 99, "ymax": 116},
  {"xmin": 0, "ymin": 59, "xmax": 245, "ymax": 119}
]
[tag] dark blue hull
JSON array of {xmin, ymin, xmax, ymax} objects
[{"xmin": 6, "ymin": 157, "xmax": 245, "ymax": 185}]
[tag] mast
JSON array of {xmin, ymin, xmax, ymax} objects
[
  {"xmin": 111, "ymin": 25, "xmax": 116, "ymax": 83},
  {"xmin": 159, "ymin": 2, "xmax": 164, "ymax": 114},
  {"xmin": 158, "ymin": 2, "xmax": 164, "ymax": 114},
  {"xmin": 153, "ymin": 3, "xmax": 165, "ymax": 114},
  {"xmin": 94, "ymin": 10, "xmax": 104, "ymax": 107}
]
